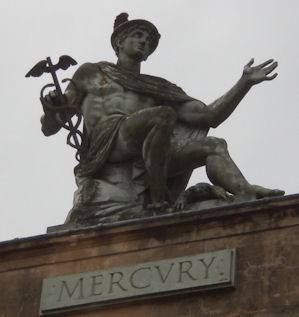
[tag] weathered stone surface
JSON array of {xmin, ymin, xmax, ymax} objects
[{"xmin": 1, "ymin": 194, "xmax": 299, "ymax": 316}]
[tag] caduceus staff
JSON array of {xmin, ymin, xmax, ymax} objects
[{"xmin": 25, "ymin": 55, "xmax": 84, "ymax": 161}]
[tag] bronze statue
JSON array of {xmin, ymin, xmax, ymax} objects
[{"xmin": 34, "ymin": 13, "xmax": 284, "ymax": 225}]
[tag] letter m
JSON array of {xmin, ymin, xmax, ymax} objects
[{"xmin": 58, "ymin": 278, "xmax": 84, "ymax": 301}]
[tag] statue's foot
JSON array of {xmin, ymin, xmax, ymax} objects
[
  {"xmin": 235, "ymin": 185, "xmax": 284, "ymax": 201},
  {"xmin": 146, "ymin": 201, "xmax": 173, "ymax": 215},
  {"xmin": 174, "ymin": 196, "xmax": 187, "ymax": 212},
  {"xmin": 211, "ymin": 185, "xmax": 234, "ymax": 201},
  {"xmin": 252, "ymin": 185, "xmax": 285, "ymax": 199}
]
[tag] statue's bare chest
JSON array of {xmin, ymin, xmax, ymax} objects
[{"xmin": 81, "ymin": 71, "xmax": 156, "ymax": 126}]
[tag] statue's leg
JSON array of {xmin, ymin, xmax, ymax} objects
[
  {"xmin": 168, "ymin": 136, "xmax": 284, "ymax": 199},
  {"xmin": 109, "ymin": 106, "xmax": 177, "ymax": 205}
]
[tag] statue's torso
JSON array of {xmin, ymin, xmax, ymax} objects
[{"xmin": 79, "ymin": 69, "xmax": 157, "ymax": 134}]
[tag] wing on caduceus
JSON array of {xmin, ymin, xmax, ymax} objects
[
  {"xmin": 56, "ymin": 55, "xmax": 77, "ymax": 71},
  {"xmin": 25, "ymin": 60, "xmax": 49, "ymax": 77}
]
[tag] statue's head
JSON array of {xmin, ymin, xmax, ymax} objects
[{"xmin": 111, "ymin": 13, "xmax": 161, "ymax": 60}]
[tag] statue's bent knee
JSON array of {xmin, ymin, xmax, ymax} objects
[
  {"xmin": 217, "ymin": 138, "xmax": 228, "ymax": 149},
  {"xmin": 207, "ymin": 137, "xmax": 228, "ymax": 154}
]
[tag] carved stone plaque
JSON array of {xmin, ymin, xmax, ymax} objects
[{"xmin": 40, "ymin": 249, "xmax": 236, "ymax": 315}]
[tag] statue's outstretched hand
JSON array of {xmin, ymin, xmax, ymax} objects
[{"xmin": 243, "ymin": 58, "xmax": 278, "ymax": 86}]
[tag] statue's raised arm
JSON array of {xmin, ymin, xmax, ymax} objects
[{"xmin": 177, "ymin": 58, "xmax": 278, "ymax": 129}]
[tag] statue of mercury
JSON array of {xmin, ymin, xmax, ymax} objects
[{"xmin": 40, "ymin": 13, "xmax": 284, "ymax": 223}]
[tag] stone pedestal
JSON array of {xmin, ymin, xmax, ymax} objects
[{"xmin": 1, "ymin": 194, "xmax": 299, "ymax": 316}]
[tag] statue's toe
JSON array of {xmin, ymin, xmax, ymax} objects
[
  {"xmin": 252, "ymin": 185, "xmax": 285, "ymax": 198},
  {"xmin": 270, "ymin": 189, "xmax": 285, "ymax": 196}
]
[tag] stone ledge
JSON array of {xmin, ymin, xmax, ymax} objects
[{"xmin": 1, "ymin": 193, "xmax": 298, "ymax": 254}]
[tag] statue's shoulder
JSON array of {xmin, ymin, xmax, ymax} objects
[
  {"xmin": 142, "ymin": 73, "xmax": 172, "ymax": 84},
  {"xmin": 141, "ymin": 73, "xmax": 183, "ymax": 91},
  {"xmin": 72, "ymin": 61, "xmax": 111, "ymax": 81},
  {"xmin": 93, "ymin": 61, "xmax": 116, "ymax": 72},
  {"xmin": 141, "ymin": 73, "xmax": 190, "ymax": 100},
  {"xmin": 75, "ymin": 61, "xmax": 101, "ymax": 74}
]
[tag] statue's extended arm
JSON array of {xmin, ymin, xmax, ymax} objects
[{"xmin": 177, "ymin": 58, "xmax": 278, "ymax": 128}]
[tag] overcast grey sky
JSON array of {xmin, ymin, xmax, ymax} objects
[{"xmin": 1, "ymin": 0, "xmax": 298, "ymax": 242}]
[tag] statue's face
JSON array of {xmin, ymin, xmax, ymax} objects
[{"xmin": 119, "ymin": 29, "xmax": 151, "ymax": 61}]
